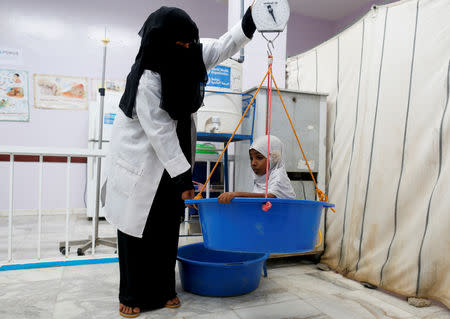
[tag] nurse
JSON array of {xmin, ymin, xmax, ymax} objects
[{"xmin": 102, "ymin": 5, "xmax": 256, "ymax": 318}]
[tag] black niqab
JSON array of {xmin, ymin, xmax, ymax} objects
[{"xmin": 119, "ymin": 7, "xmax": 208, "ymax": 165}]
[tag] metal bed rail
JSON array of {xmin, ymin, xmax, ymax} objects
[{"xmin": 0, "ymin": 146, "xmax": 109, "ymax": 269}]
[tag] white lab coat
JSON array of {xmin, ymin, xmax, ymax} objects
[{"xmin": 103, "ymin": 22, "xmax": 250, "ymax": 238}]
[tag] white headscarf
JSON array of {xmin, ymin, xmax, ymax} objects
[{"xmin": 250, "ymin": 135, "xmax": 296, "ymax": 199}]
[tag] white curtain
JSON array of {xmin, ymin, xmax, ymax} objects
[{"xmin": 286, "ymin": 0, "xmax": 450, "ymax": 307}]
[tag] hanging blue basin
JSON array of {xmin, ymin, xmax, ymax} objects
[{"xmin": 185, "ymin": 198, "xmax": 334, "ymax": 253}]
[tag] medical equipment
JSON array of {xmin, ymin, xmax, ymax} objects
[{"xmin": 189, "ymin": 0, "xmax": 334, "ymax": 254}]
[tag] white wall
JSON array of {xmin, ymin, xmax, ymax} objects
[
  {"xmin": 0, "ymin": 0, "xmax": 228, "ymax": 210},
  {"xmin": 0, "ymin": 0, "xmax": 390, "ymax": 210},
  {"xmin": 229, "ymin": 0, "xmax": 287, "ymax": 91},
  {"xmin": 286, "ymin": 11, "xmax": 336, "ymax": 58}
]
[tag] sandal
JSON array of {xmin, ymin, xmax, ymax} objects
[
  {"xmin": 119, "ymin": 310, "xmax": 140, "ymax": 318},
  {"xmin": 165, "ymin": 297, "xmax": 181, "ymax": 309},
  {"xmin": 119, "ymin": 305, "xmax": 140, "ymax": 318}
]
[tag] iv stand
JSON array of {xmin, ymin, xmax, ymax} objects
[{"xmin": 59, "ymin": 32, "xmax": 117, "ymax": 256}]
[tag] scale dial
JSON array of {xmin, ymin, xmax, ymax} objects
[{"xmin": 252, "ymin": 0, "xmax": 290, "ymax": 33}]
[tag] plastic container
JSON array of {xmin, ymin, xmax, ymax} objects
[
  {"xmin": 185, "ymin": 198, "xmax": 334, "ymax": 253},
  {"xmin": 196, "ymin": 143, "xmax": 217, "ymax": 154},
  {"xmin": 197, "ymin": 40, "xmax": 242, "ymax": 134},
  {"xmin": 177, "ymin": 243, "xmax": 269, "ymax": 297}
]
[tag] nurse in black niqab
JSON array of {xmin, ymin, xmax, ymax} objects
[
  {"xmin": 117, "ymin": 7, "xmax": 207, "ymax": 317},
  {"xmin": 112, "ymin": 4, "xmax": 256, "ymax": 317}
]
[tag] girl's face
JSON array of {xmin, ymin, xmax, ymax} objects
[{"xmin": 249, "ymin": 149, "xmax": 267, "ymax": 176}]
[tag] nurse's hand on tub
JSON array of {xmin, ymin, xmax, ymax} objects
[{"xmin": 182, "ymin": 189, "xmax": 195, "ymax": 207}]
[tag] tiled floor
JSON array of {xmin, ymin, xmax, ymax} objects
[
  {"xmin": 1, "ymin": 257, "xmax": 449, "ymax": 318},
  {"xmin": 0, "ymin": 213, "xmax": 449, "ymax": 318},
  {"xmin": 0, "ymin": 213, "xmax": 119, "ymax": 261},
  {"xmin": 0, "ymin": 212, "xmax": 199, "ymax": 261}
]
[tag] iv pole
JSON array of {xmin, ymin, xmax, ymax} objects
[{"xmin": 59, "ymin": 29, "xmax": 117, "ymax": 256}]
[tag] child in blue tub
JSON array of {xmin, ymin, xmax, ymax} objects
[{"xmin": 218, "ymin": 135, "xmax": 296, "ymax": 203}]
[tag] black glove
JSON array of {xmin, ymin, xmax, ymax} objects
[
  {"xmin": 172, "ymin": 169, "xmax": 194, "ymax": 194},
  {"xmin": 242, "ymin": 6, "xmax": 256, "ymax": 39}
]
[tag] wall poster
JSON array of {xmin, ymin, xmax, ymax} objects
[
  {"xmin": 34, "ymin": 74, "xmax": 88, "ymax": 110},
  {"xmin": 0, "ymin": 69, "xmax": 29, "ymax": 121}
]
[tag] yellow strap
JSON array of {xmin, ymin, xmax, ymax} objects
[
  {"xmin": 268, "ymin": 69, "xmax": 335, "ymax": 213},
  {"xmin": 195, "ymin": 67, "xmax": 335, "ymax": 214},
  {"xmin": 315, "ymin": 228, "xmax": 323, "ymax": 249}
]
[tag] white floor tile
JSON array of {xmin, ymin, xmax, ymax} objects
[
  {"xmin": 0, "ymin": 266, "xmax": 63, "ymax": 284},
  {"xmin": 420, "ymin": 310, "xmax": 450, "ymax": 319},
  {"xmin": 1, "ymin": 213, "xmax": 448, "ymax": 319},
  {"xmin": 362, "ymin": 288, "xmax": 449, "ymax": 318},
  {"xmin": 233, "ymin": 298, "xmax": 322, "ymax": 319},
  {"xmin": 0, "ymin": 279, "xmax": 59, "ymax": 319},
  {"xmin": 184, "ymin": 310, "xmax": 241, "ymax": 319},
  {"xmin": 343, "ymin": 290, "xmax": 417, "ymax": 318}
]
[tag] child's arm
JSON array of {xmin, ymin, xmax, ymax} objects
[{"xmin": 217, "ymin": 192, "xmax": 275, "ymax": 203}]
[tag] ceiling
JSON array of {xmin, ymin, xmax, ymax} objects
[
  {"xmin": 287, "ymin": 0, "xmax": 383, "ymax": 21},
  {"xmin": 218, "ymin": 0, "xmax": 391, "ymax": 22}
]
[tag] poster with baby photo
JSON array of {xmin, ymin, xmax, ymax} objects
[
  {"xmin": 0, "ymin": 69, "xmax": 29, "ymax": 121},
  {"xmin": 34, "ymin": 74, "xmax": 88, "ymax": 110}
]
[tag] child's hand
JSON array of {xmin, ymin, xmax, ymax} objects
[{"xmin": 218, "ymin": 192, "xmax": 236, "ymax": 203}]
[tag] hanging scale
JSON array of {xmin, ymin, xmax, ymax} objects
[
  {"xmin": 252, "ymin": 0, "xmax": 290, "ymax": 55},
  {"xmin": 252, "ymin": 0, "xmax": 291, "ymax": 209}
]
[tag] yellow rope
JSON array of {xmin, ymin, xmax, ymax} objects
[
  {"xmin": 195, "ymin": 66, "xmax": 334, "ymax": 214},
  {"xmin": 193, "ymin": 65, "xmax": 333, "ymax": 246},
  {"xmin": 194, "ymin": 69, "xmax": 270, "ymax": 199},
  {"xmin": 268, "ymin": 68, "xmax": 335, "ymax": 213},
  {"xmin": 315, "ymin": 229, "xmax": 323, "ymax": 248}
]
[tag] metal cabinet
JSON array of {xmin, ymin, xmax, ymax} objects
[{"xmin": 235, "ymin": 87, "xmax": 327, "ymax": 197}]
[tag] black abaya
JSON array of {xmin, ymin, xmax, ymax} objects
[
  {"xmin": 115, "ymin": 5, "xmax": 256, "ymax": 313},
  {"xmin": 117, "ymin": 171, "xmax": 184, "ymax": 311}
]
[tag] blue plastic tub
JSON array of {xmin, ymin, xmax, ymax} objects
[
  {"xmin": 185, "ymin": 198, "xmax": 334, "ymax": 253},
  {"xmin": 177, "ymin": 243, "xmax": 269, "ymax": 297}
]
